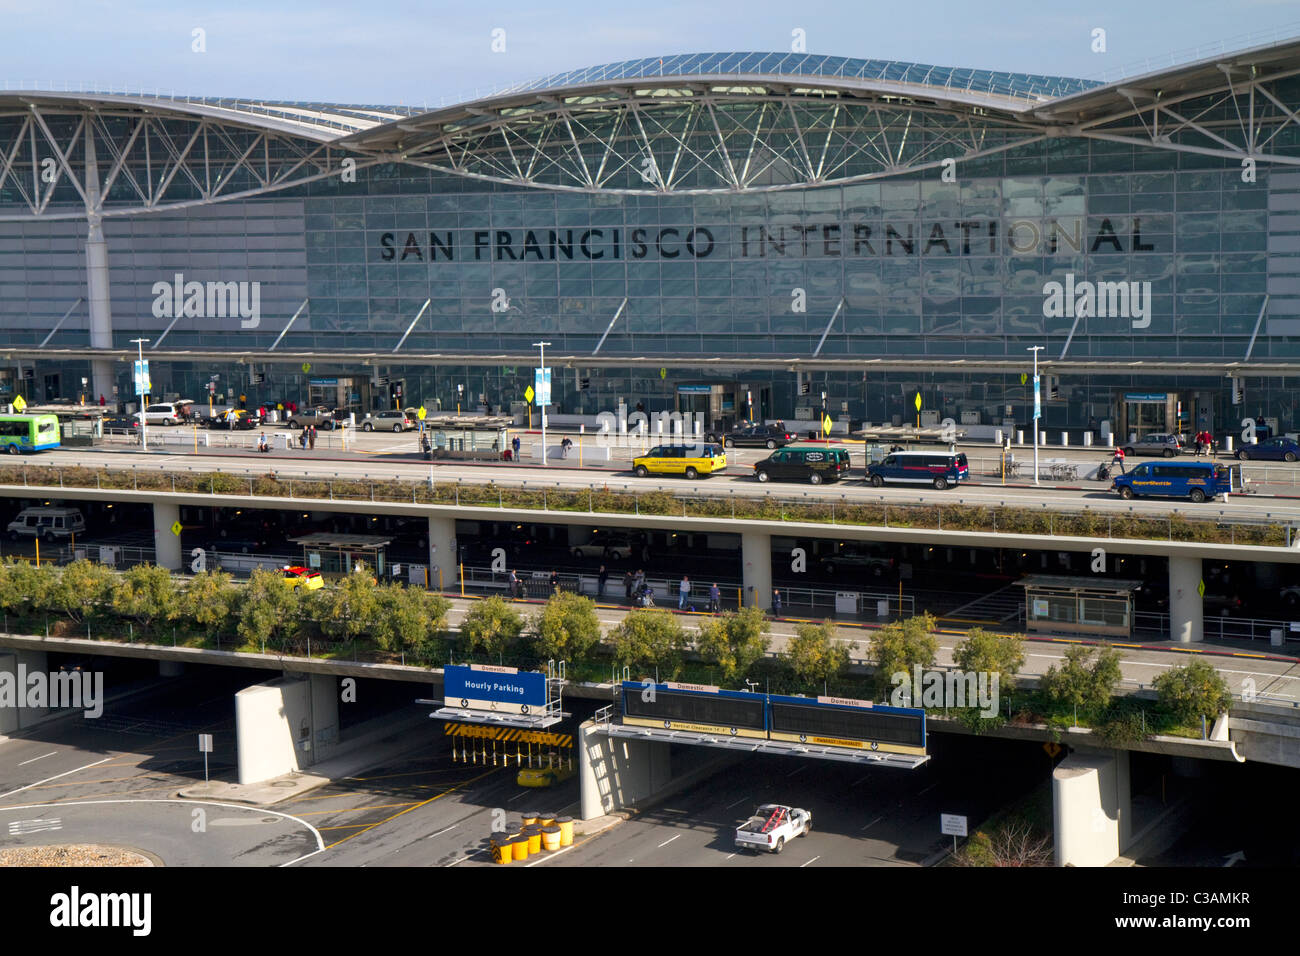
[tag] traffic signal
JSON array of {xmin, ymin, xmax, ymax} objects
[
  {"xmin": 799, "ymin": 382, "xmax": 811, "ymax": 395},
  {"xmin": 580, "ymin": 377, "xmax": 590, "ymax": 390},
  {"xmin": 1231, "ymin": 377, "xmax": 1244, "ymax": 406},
  {"xmin": 1045, "ymin": 374, "xmax": 1060, "ymax": 401}
]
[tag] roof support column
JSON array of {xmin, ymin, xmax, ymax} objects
[
  {"xmin": 742, "ymin": 530, "xmax": 771, "ymax": 610},
  {"xmin": 1169, "ymin": 555, "xmax": 1203, "ymax": 644},
  {"xmin": 83, "ymin": 123, "xmax": 115, "ymax": 400}
]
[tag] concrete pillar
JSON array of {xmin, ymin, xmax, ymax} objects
[
  {"xmin": 1169, "ymin": 555, "xmax": 1203, "ymax": 643},
  {"xmin": 233, "ymin": 673, "xmax": 339, "ymax": 784},
  {"xmin": 741, "ymin": 530, "xmax": 771, "ymax": 609},
  {"xmin": 578, "ymin": 721, "xmax": 672, "ymax": 820},
  {"xmin": 1052, "ymin": 749, "xmax": 1132, "ymax": 866},
  {"xmin": 153, "ymin": 501, "xmax": 182, "ymax": 571},
  {"xmin": 83, "ymin": 125, "xmax": 116, "ymax": 401},
  {"xmin": 428, "ymin": 515, "xmax": 456, "ymax": 591},
  {"xmin": 0, "ymin": 650, "xmax": 50, "ymax": 732},
  {"xmin": 159, "ymin": 660, "xmax": 184, "ymax": 677}
]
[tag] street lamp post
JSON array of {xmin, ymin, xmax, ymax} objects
[
  {"xmin": 533, "ymin": 340, "xmax": 551, "ymax": 468},
  {"xmin": 1027, "ymin": 346, "xmax": 1044, "ymax": 486},
  {"xmin": 130, "ymin": 337, "xmax": 150, "ymax": 451}
]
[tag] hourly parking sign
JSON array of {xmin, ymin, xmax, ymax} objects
[{"xmin": 443, "ymin": 664, "xmax": 546, "ymax": 715}]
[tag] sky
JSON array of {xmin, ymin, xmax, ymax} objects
[{"xmin": 2, "ymin": 0, "xmax": 1300, "ymax": 106}]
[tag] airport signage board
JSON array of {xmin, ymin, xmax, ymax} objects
[
  {"xmin": 533, "ymin": 367, "xmax": 551, "ymax": 406},
  {"xmin": 941, "ymin": 814, "xmax": 968, "ymax": 837},
  {"xmin": 444, "ymin": 664, "xmax": 546, "ymax": 715}
]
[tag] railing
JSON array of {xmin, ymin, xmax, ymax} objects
[
  {"xmin": 1133, "ymin": 611, "xmax": 1298, "ymax": 645},
  {"xmin": 0, "ymin": 461, "xmax": 1292, "ymax": 548}
]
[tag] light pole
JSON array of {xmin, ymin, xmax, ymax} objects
[
  {"xmin": 533, "ymin": 341, "xmax": 551, "ymax": 468},
  {"xmin": 1027, "ymin": 346, "xmax": 1044, "ymax": 486},
  {"xmin": 130, "ymin": 337, "xmax": 150, "ymax": 451}
]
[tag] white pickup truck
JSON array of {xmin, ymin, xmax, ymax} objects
[{"xmin": 734, "ymin": 804, "xmax": 812, "ymax": 854}]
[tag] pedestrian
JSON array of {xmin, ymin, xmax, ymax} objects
[
  {"xmin": 257, "ymin": 432, "xmax": 270, "ymax": 453},
  {"xmin": 678, "ymin": 574, "xmax": 690, "ymax": 609},
  {"xmin": 98, "ymin": 394, "xmax": 105, "ymax": 406},
  {"xmin": 561, "ymin": 436, "xmax": 573, "ymax": 458},
  {"xmin": 308, "ymin": 425, "xmax": 316, "ymax": 450},
  {"xmin": 623, "ymin": 570, "xmax": 634, "ymax": 603},
  {"xmin": 300, "ymin": 429, "xmax": 308, "ymax": 450},
  {"xmin": 597, "ymin": 564, "xmax": 608, "ymax": 598},
  {"xmin": 549, "ymin": 569, "xmax": 560, "ymax": 593},
  {"xmin": 772, "ymin": 588, "xmax": 782, "ymax": 615},
  {"xmin": 709, "ymin": 582, "xmax": 721, "ymax": 613},
  {"xmin": 1111, "ymin": 445, "xmax": 1126, "ymax": 475},
  {"xmin": 509, "ymin": 569, "xmax": 520, "ymax": 599},
  {"xmin": 512, "ymin": 434, "xmax": 521, "ymax": 458},
  {"xmin": 634, "ymin": 568, "xmax": 645, "ymax": 598}
]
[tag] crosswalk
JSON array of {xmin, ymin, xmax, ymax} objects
[
  {"xmin": 943, "ymin": 585, "xmax": 1025, "ymax": 626},
  {"xmin": 8, "ymin": 817, "xmax": 62, "ymax": 835}
]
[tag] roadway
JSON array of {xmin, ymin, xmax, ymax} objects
[{"xmin": 18, "ymin": 439, "xmax": 1300, "ymax": 523}]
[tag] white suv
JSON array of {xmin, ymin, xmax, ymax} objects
[
  {"xmin": 143, "ymin": 403, "xmax": 184, "ymax": 425},
  {"xmin": 7, "ymin": 507, "xmax": 86, "ymax": 540}
]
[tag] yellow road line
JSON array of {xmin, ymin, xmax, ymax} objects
[
  {"xmin": 294, "ymin": 802, "xmax": 420, "ymax": 817},
  {"xmin": 323, "ymin": 767, "xmax": 498, "ymax": 850}
]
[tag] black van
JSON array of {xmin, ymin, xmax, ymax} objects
[{"xmin": 753, "ymin": 445, "xmax": 851, "ymax": 484}]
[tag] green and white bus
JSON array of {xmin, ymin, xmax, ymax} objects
[{"xmin": 0, "ymin": 413, "xmax": 61, "ymax": 454}]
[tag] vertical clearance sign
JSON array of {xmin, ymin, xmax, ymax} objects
[
  {"xmin": 443, "ymin": 664, "xmax": 547, "ymax": 715},
  {"xmin": 533, "ymin": 367, "xmax": 551, "ymax": 407}
]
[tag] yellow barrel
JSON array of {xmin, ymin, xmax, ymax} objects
[
  {"xmin": 556, "ymin": 816, "xmax": 574, "ymax": 846},
  {"xmin": 538, "ymin": 815, "xmax": 555, "ymax": 827},
  {"xmin": 511, "ymin": 838, "xmax": 529, "ymax": 861},
  {"xmin": 525, "ymin": 829, "xmax": 542, "ymax": 855},
  {"xmin": 521, "ymin": 812, "xmax": 540, "ymax": 826},
  {"xmin": 491, "ymin": 841, "xmax": 511, "ymax": 865},
  {"xmin": 541, "ymin": 826, "xmax": 562, "ymax": 852}
]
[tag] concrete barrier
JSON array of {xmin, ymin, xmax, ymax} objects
[{"xmin": 1052, "ymin": 749, "xmax": 1131, "ymax": 866}]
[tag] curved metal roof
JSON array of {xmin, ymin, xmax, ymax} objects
[{"xmin": 491, "ymin": 52, "xmax": 1100, "ymax": 105}]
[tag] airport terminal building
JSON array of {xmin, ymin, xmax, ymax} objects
[{"xmin": 3, "ymin": 41, "xmax": 1300, "ymax": 438}]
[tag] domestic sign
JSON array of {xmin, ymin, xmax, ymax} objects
[
  {"xmin": 665, "ymin": 681, "xmax": 719, "ymax": 693},
  {"xmin": 1124, "ymin": 392, "xmax": 1168, "ymax": 403},
  {"xmin": 940, "ymin": 814, "xmax": 968, "ymax": 837},
  {"xmin": 443, "ymin": 664, "xmax": 546, "ymax": 715}
]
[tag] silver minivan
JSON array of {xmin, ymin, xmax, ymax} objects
[{"xmin": 6, "ymin": 506, "xmax": 86, "ymax": 540}]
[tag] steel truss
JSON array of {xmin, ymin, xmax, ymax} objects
[
  {"xmin": 0, "ymin": 101, "xmax": 380, "ymax": 221},
  {"xmin": 359, "ymin": 88, "xmax": 1044, "ymax": 193},
  {"xmin": 1067, "ymin": 66, "xmax": 1300, "ymax": 165}
]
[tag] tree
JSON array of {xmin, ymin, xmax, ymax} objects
[
  {"xmin": 1154, "ymin": 658, "xmax": 1232, "ymax": 724},
  {"xmin": 237, "ymin": 568, "xmax": 301, "ymax": 650},
  {"xmin": 529, "ymin": 591, "xmax": 601, "ymax": 662},
  {"xmin": 181, "ymin": 570, "xmax": 236, "ymax": 638},
  {"xmin": 953, "ymin": 821, "xmax": 1053, "ymax": 868},
  {"xmin": 784, "ymin": 621, "xmax": 851, "ymax": 689},
  {"xmin": 1039, "ymin": 643, "xmax": 1121, "ymax": 712},
  {"xmin": 0, "ymin": 559, "xmax": 55, "ymax": 618},
  {"xmin": 458, "ymin": 595, "xmax": 524, "ymax": 660},
  {"xmin": 371, "ymin": 585, "xmax": 451, "ymax": 656},
  {"xmin": 316, "ymin": 572, "xmax": 380, "ymax": 643},
  {"xmin": 953, "ymin": 628, "xmax": 1026, "ymax": 693},
  {"xmin": 111, "ymin": 564, "xmax": 179, "ymax": 636},
  {"xmin": 49, "ymin": 560, "xmax": 115, "ymax": 624},
  {"xmin": 868, "ymin": 612, "xmax": 938, "ymax": 697},
  {"xmin": 610, "ymin": 608, "xmax": 687, "ymax": 680},
  {"xmin": 695, "ymin": 606, "xmax": 770, "ymax": 684}
]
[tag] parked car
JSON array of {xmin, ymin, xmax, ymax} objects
[
  {"xmin": 820, "ymin": 546, "xmax": 895, "ymax": 578},
  {"xmin": 1121, "ymin": 433, "xmax": 1183, "ymax": 458},
  {"xmin": 866, "ymin": 451, "xmax": 969, "ymax": 490},
  {"xmin": 282, "ymin": 566, "xmax": 324, "ymax": 590},
  {"xmin": 1236, "ymin": 436, "xmax": 1300, "ymax": 462},
  {"xmin": 707, "ymin": 423, "xmax": 797, "ymax": 449},
  {"xmin": 362, "ymin": 410, "xmax": 415, "ymax": 432},
  {"xmin": 571, "ymin": 534, "xmax": 634, "ymax": 560},
  {"xmin": 205, "ymin": 409, "xmax": 256, "ymax": 430},
  {"xmin": 100, "ymin": 415, "xmax": 139, "ymax": 433},
  {"xmin": 6, "ymin": 506, "xmax": 86, "ymax": 541},
  {"xmin": 143, "ymin": 402, "xmax": 186, "ymax": 426},
  {"xmin": 286, "ymin": 406, "xmax": 336, "ymax": 430},
  {"xmin": 753, "ymin": 445, "xmax": 850, "ymax": 484}
]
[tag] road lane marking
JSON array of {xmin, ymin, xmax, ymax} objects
[
  {"xmin": 725, "ymin": 852, "xmax": 737, "ymax": 860},
  {"xmin": 800, "ymin": 856, "xmax": 821, "ymax": 867},
  {"xmin": 0, "ymin": 757, "xmax": 111, "ymax": 800},
  {"xmin": 724, "ymin": 797, "xmax": 748, "ymax": 809},
  {"xmin": 322, "ymin": 767, "xmax": 497, "ymax": 851},
  {"xmin": 425, "ymin": 824, "xmax": 458, "ymax": 839},
  {"xmin": 787, "ymin": 765, "xmax": 807, "ymax": 778},
  {"xmin": 17, "ymin": 751, "xmax": 58, "ymax": 766},
  {"xmin": 918, "ymin": 783, "xmax": 938, "ymax": 796},
  {"xmin": 657, "ymin": 834, "xmax": 681, "ymax": 848},
  {"xmin": 861, "ymin": 816, "xmax": 883, "ymax": 831}
]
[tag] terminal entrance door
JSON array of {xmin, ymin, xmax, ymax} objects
[{"xmin": 1118, "ymin": 392, "xmax": 1177, "ymax": 441}]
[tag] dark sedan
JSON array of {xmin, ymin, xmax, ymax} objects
[
  {"xmin": 1236, "ymin": 436, "xmax": 1300, "ymax": 462},
  {"xmin": 707, "ymin": 423, "xmax": 797, "ymax": 449}
]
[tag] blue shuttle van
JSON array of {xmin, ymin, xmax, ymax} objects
[
  {"xmin": 865, "ymin": 451, "xmax": 969, "ymax": 490},
  {"xmin": 1112, "ymin": 461, "xmax": 1240, "ymax": 503}
]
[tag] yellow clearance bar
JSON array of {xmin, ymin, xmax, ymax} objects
[{"xmin": 442, "ymin": 723, "xmax": 571, "ymax": 747}]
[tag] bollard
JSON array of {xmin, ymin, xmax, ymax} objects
[
  {"xmin": 1060, "ymin": 432, "xmax": 1069, "ymax": 447},
  {"xmin": 1016, "ymin": 430, "xmax": 1024, "ymax": 445},
  {"xmin": 1083, "ymin": 432, "xmax": 1093, "ymax": 447}
]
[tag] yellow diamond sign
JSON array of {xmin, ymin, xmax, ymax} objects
[
  {"xmin": 1020, "ymin": 372, "xmax": 1028, "ymax": 385},
  {"xmin": 170, "ymin": 521, "xmax": 183, "ymax": 536},
  {"xmin": 11, "ymin": 395, "xmax": 26, "ymax": 412},
  {"xmin": 417, "ymin": 406, "xmax": 427, "ymax": 421},
  {"xmin": 822, "ymin": 414, "xmax": 833, "ymax": 433},
  {"xmin": 914, "ymin": 392, "xmax": 922, "ymax": 411},
  {"xmin": 1197, "ymin": 579, "xmax": 1206, "ymax": 598},
  {"xmin": 302, "ymin": 363, "xmax": 311, "ymax": 374},
  {"xmin": 524, "ymin": 385, "xmax": 535, "ymax": 403}
]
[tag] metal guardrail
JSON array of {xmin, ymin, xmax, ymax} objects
[{"xmin": 1134, "ymin": 610, "xmax": 1299, "ymax": 645}]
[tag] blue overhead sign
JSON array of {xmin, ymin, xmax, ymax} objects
[{"xmin": 444, "ymin": 664, "xmax": 546, "ymax": 715}]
